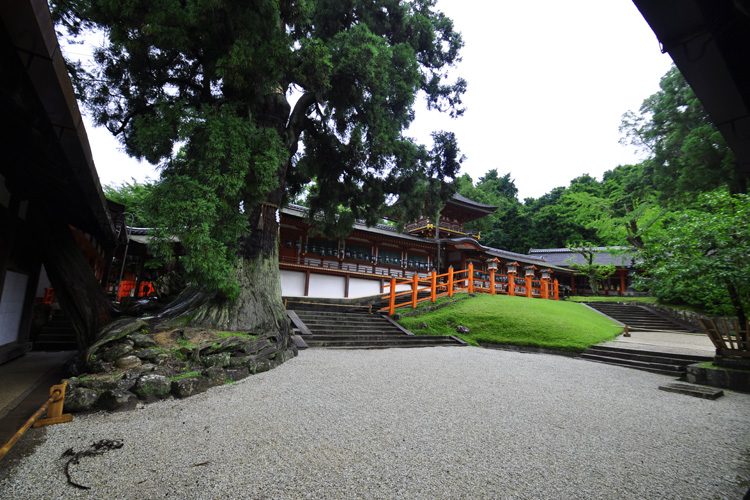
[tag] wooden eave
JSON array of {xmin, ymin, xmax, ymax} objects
[{"xmin": 0, "ymin": 0, "xmax": 116, "ymax": 244}]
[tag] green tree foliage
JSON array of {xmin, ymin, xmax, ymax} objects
[
  {"xmin": 619, "ymin": 65, "xmax": 741, "ymax": 202},
  {"xmin": 564, "ymin": 163, "xmax": 662, "ymax": 249},
  {"xmin": 54, "ymin": 0, "xmax": 466, "ymax": 302},
  {"xmin": 522, "ymin": 175, "xmax": 605, "ymax": 252},
  {"xmin": 637, "ymin": 190, "xmax": 750, "ymax": 323},
  {"xmin": 565, "ymin": 244, "xmax": 616, "ymax": 296},
  {"xmin": 102, "ymin": 179, "xmax": 156, "ymax": 227}
]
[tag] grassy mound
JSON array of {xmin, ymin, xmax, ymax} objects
[{"xmin": 396, "ymin": 294, "xmax": 622, "ymax": 352}]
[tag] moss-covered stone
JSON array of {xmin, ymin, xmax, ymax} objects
[
  {"xmin": 99, "ymin": 389, "xmax": 139, "ymax": 412},
  {"xmin": 225, "ymin": 367, "xmax": 249, "ymax": 381},
  {"xmin": 129, "ymin": 333, "xmax": 157, "ymax": 348},
  {"xmin": 64, "ymin": 388, "xmax": 101, "ymax": 413},
  {"xmin": 202, "ymin": 352, "xmax": 230, "ymax": 368},
  {"xmin": 86, "ymin": 318, "xmax": 149, "ymax": 365},
  {"xmin": 133, "ymin": 374, "xmax": 171, "ymax": 400},
  {"xmin": 171, "ymin": 375, "xmax": 210, "ymax": 398},
  {"xmin": 202, "ymin": 366, "xmax": 226, "ymax": 387},
  {"xmin": 100, "ymin": 343, "xmax": 134, "ymax": 362},
  {"xmin": 134, "ymin": 348, "xmax": 161, "ymax": 361}
]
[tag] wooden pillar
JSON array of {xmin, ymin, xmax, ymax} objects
[
  {"xmin": 554, "ymin": 279, "xmax": 559, "ymax": 300},
  {"xmin": 344, "ymin": 274, "xmax": 350, "ymax": 298},
  {"xmin": 508, "ymin": 273, "xmax": 516, "ymax": 296},
  {"xmin": 388, "ymin": 276, "xmax": 396, "ymax": 316},
  {"xmin": 411, "ymin": 273, "xmax": 419, "ymax": 309},
  {"xmin": 525, "ymin": 275, "xmax": 532, "ymax": 298},
  {"xmin": 490, "ymin": 269, "xmax": 496, "ymax": 295},
  {"xmin": 541, "ymin": 279, "xmax": 548, "ymax": 299},
  {"xmin": 430, "ymin": 270, "xmax": 437, "ymax": 302},
  {"xmin": 620, "ymin": 270, "xmax": 626, "ymax": 296},
  {"xmin": 447, "ymin": 266, "xmax": 454, "ymax": 298},
  {"xmin": 570, "ymin": 276, "xmax": 576, "ymax": 295},
  {"xmin": 468, "ymin": 262, "xmax": 474, "ymax": 294},
  {"xmin": 304, "ymin": 269, "xmax": 310, "ymax": 297}
]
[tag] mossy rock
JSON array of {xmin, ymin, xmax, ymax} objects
[
  {"xmin": 86, "ymin": 318, "xmax": 149, "ymax": 366},
  {"xmin": 171, "ymin": 375, "xmax": 210, "ymax": 398},
  {"xmin": 133, "ymin": 374, "xmax": 171, "ymax": 401},
  {"xmin": 64, "ymin": 388, "xmax": 101, "ymax": 413}
]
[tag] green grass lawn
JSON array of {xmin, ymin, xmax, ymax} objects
[
  {"xmin": 567, "ymin": 295, "xmax": 705, "ymax": 313},
  {"xmin": 397, "ymin": 293, "xmax": 623, "ymax": 352}
]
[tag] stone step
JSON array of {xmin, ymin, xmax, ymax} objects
[
  {"xmin": 33, "ymin": 339, "xmax": 78, "ymax": 351},
  {"xmin": 288, "ymin": 305, "xmax": 465, "ymax": 349},
  {"xmin": 307, "ymin": 333, "xmax": 453, "ymax": 342},
  {"xmin": 298, "ymin": 319, "xmax": 391, "ymax": 328},
  {"xmin": 306, "ymin": 329, "xmax": 405, "ymax": 336},
  {"xmin": 305, "ymin": 337, "xmax": 463, "ymax": 348},
  {"xmin": 583, "ymin": 303, "xmax": 694, "ymax": 332},
  {"xmin": 580, "ymin": 353, "xmax": 686, "ymax": 375},
  {"xmin": 658, "ymin": 382, "xmax": 724, "ymax": 400},
  {"xmin": 586, "ymin": 345, "xmax": 711, "ymax": 364}
]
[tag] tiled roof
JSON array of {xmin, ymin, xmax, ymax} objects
[{"xmin": 528, "ymin": 247, "xmax": 636, "ymax": 267}]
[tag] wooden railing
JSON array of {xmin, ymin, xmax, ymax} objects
[
  {"xmin": 699, "ymin": 318, "xmax": 750, "ymax": 358},
  {"xmin": 380, "ymin": 263, "xmax": 559, "ymax": 315}
]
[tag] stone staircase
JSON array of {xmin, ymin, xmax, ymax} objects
[
  {"xmin": 580, "ymin": 345, "xmax": 711, "ymax": 376},
  {"xmin": 288, "ymin": 307, "xmax": 465, "ymax": 349},
  {"xmin": 32, "ymin": 309, "xmax": 77, "ymax": 351},
  {"xmin": 583, "ymin": 302, "xmax": 695, "ymax": 332}
]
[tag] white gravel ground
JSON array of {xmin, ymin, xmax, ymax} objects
[{"xmin": 1, "ymin": 347, "xmax": 749, "ymax": 499}]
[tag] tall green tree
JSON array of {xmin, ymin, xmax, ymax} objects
[
  {"xmin": 55, "ymin": 1, "xmax": 466, "ymax": 340},
  {"xmin": 637, "ymin": 190, "xmax": 750, "ymax": 323},
  {"xmin": 619, "ymin": 65, "xmax": 742, "ymax": 202}
]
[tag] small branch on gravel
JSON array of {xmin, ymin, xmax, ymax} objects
[{"xmin": 61, "ymin": 439, "xmax": 124, "ymax": 490}]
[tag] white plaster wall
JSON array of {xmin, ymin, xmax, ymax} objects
[
  {"xmin": 348, "ymin": 278, "xmax": 381, "ymax": 298},
  {"xmin": 308, "ymin": 274, "xmax": 345, "ymax": 298},
  {"xmin": 280, "ymin": 270, "xmax": 306, "ymax": 297},
  {"xmin": 0, "ymin": 271, "xmax": 29, "ymax": 346}
]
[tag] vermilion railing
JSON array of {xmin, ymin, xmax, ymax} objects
[{"xmin": 380, "ymin": 263, "xmax": 559, "ymax": 315}]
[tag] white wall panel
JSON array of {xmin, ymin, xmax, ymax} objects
[
  {"xmin": 0, "ymin": 271, "xmax": 28, "ymax": 346},
  {"xmin": 280, "ymin": 270, "xmax": 306, "ymax": 297},
  {"xmin": 308, "ymin": 274, "xmax": 345, "ymax": 298},
  {"xmin": 348, "ymin": 278, "xmax": 381, "ymax": 298}
]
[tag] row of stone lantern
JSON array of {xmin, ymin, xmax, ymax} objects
[{"xmin": 486, "ymin": 258, "xmax": 556, "ymax": 299}]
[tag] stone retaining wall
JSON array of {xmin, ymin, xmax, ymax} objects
[{"xmin": 63, "ymin": 326, "xmax": 296, "ymax": 414}]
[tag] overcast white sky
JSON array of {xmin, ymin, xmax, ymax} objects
[{"xmin": 76, "ymin": 0, "xmax": 673, "ymax": 201}]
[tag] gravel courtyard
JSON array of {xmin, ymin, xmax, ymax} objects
[{"xmin": 1, "ymin": 347, "xmax": 749, "ymax": 499}]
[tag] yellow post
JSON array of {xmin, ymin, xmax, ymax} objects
[
  {"xmin": 411, "ymin": 273, "xmax": 419, "ymax": 309},
  {"xmin": 448, "ymin": 266, "xmax": 454, "ymax": 298},
  {"xmin": 468, "ymin": 263, "xmax": 474, "ymax": 294},
  {"xmin": 388, "ymin": 277, "xmax": 396, "ymax": 316},
  {"xmin": 430, "ymin": 270, "xmax": 437, "ymax": 302},
  {"xmin": 33, "ymin": 383, "xmax": 72, "ymax": 427},
  {"xmin": 490, "ymin": 269, "xmax": 496, "ymax": 295}
]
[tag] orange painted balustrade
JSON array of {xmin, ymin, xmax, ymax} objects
[{"xmin": 380, "ymin": 264, "xmax": 559, "ymax": 315}]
